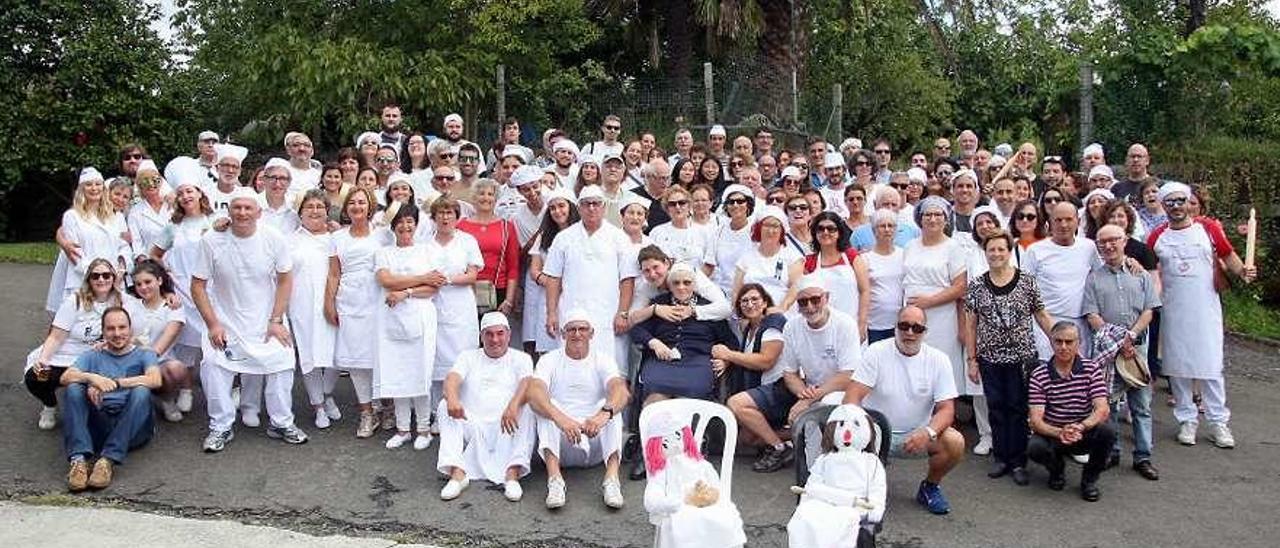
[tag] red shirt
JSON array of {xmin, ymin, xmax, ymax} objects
[{"xmin": 457, "ymin": 218, "xmax": 521, "ymax": 289}]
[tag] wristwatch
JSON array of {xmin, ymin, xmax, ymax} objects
[
  {"xmin": 924, "ymin": 426, "xmax": 939, "ymax": 442},
  {"xmin": 601, "ymin": 405, "xmax": 615, "ymax": 420},
  {"xmin": 269, "ymin": 317, "xmax": 284, "ymax": 325}
]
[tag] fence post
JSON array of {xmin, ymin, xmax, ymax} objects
[
  {"xmin": 793, "ymin": 69, "xmax": 800, "ymax": 128},
  {"xmin": 704, "ymin": 62, "xmax": 715, "ymax": 125},
  {"xmin": 496, "ymin": 65, "xmax": 506, "ymax": 132},
  {"xmin": 1078, "ymin": 61, "xmax": 1094, "ymax": 155},
  {"xmin": 832, "ymin": 83, "xmax": 842, "ymax": 141}
]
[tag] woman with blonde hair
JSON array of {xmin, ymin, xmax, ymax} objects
[{"xmin": 46, "ymin": 168, "xmax": 131, "ymax": 316}]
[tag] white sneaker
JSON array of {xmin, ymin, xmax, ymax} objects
[
  {"xmin": 159, "ymin": 399, "xmax": 183, "ymax": 422},
  {"xmin": 545, "ymin": 476, "xmax": 567, "ymax": 509},
  {"xmin": 314, "ymin": 409, "xmax": 331, "ymax": 429},
  {"xmin": 241, "ymin": 411, "xmax": 260, "ymax": 428},
  {"xmin": 37, "ymin": 406, "xmax": 57, "ymax": 430},
  {"xmin": 413, "ymin": 434, "xmax": 433, "ymax": 450},
  {"xmin": 972, "ymin": 435, "xmax": 992, "ymax": 456},
  {"xmin": 385, "ymin": 432, "xmax": 412, "ymax": 449},
  {"xmin": 504, "ymin": 480, "xmax": 524, "ymax": 502},
  {"xmin": 1071, "ymin": 454, "xmax": 1089, "ymax": 465},
  {"xmin": 602, "ymin": 477, "xmax": 624, "ymax": 509},
  {"xmin": 1208, "ymin": 422, "xmax": 1235, "ymax": 449},
  {"xmin": 176, "ymin": 389, "xmax": 194, "ymax": 413},
  {"xmin": 1178, "ymin": 421, "xmax": 1198, "ymax": 446},
  {"xmin": 323, "ymin": 396, "xmax": 342, "ymax": 421},
  {"xmin": 440, "ymin": 477, "xmax": 469, "ymax": 500}
]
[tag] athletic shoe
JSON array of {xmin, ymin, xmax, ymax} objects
[
  {"xmin": 159, "ymin": 399, "xmax": 183, "ymax": 423},
  {"xmin": 972, "ymin": 435, "xmax": 992, "ymax": 456},
  {"xmin": 314, "ymin": 409, "xmax": 331, "ymax": 430},
  {"xmin": 176, "ymin": 389, "xmax": 194, "ymax": 413},
  {"xmin": 87, "ymin": 458, "xmax": 113, "ymax": 489},
  {"xmin": 241, "ymin": 412, "xmax": 260, "ymax": 428},
  {"xmin": 266, "ymin": 424, "xmax": 309, "ymax": 444},
  {"xmin": 1208, "ymin": 422, "xmax": 1235, "ymax": 449},
  {"xmin": 546, "ymin": 476, "xmax": 567, "ymax": 509},
  {"xmin": 1177, "ymin": 421, "xmax": 1198, "ymax": 446},
  {"xmin": 413, "ymin": 434, "xmax": 433, "ymax": 450},
  {"xmin": 67, "ymin": 459, "xmax": 89, "ymax": 492},
  {"xmin": 504, "ymin": 480, "xmax": 524, "ymax": 502},
  {"xmin": 356, "ymin": 411, "xmax": 377, "ymax": 439},
  {"xmin": 751, "ymin": 444, "xmax": 794, "ymax": 473},
  {"xmin": 1071, "ymin": 454, "xmax": 1089, "ymax": 465},
  {"xmin": 385, "ymin": 432, "xmax": 411, "ymax": 449},
  {"xmin": 323, "ymin": 396, "xmax": 341, "ymax": 421},
  {"xmin": 440, "ymin": 477, "xmax": 469, "ymax": 500},
  {"xmin": 379, "ymin": 406, "xmax": 396, "ymax": 431},
  {"xmin": 602, "ymin": 477, "xmax": 625, "ymax": 509},
  {"xmin": 202, "ymin": 429, "xmax": 234, "ymax": 453},
  {"xmin": 38, "ymin": 406, "xmax": 57, "ymax": 430},
  {"xmin": 915, "ymin": 481, "xmax": 951, "ymax": 515}
]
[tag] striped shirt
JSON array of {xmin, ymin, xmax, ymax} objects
[{"xmin": 1028, "ymin": 357, "xmax": 1107, "ymax": 427}]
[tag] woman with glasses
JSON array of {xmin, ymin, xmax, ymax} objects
[
  {"xmin": 127, "ymin": 172, "xmax": 172, "ymax": 264},
  {"xmin": 1081, "ymin": 188, "xmax": 1115, "ymax": 240},
  {"xmin": 426, "ymin": 197, "xmax": 484, "ymax": 433},
  {"xmin": 649, "ymin": 186, "xmax": 707, "ymax": 268},
  {"xmin": 842, "ymin": 186, "xmax": 870, "ymax": 232},
  {"xmin": 1010, "ymin": 200, "xmax": 1046, "ymax": 255},
  {"xmin": 357, "ymin": 132, "xmax": 381, "ymax": 168},
  {"xmin": 848, "ymin": 149, "xmax": 877, "ymax": 190},
  {"xmin": 713, "ymin": 283, "xmax": 787, "ymax": 397},
  {"xmin": 803, "ymin": 211, "xmax": 871, "ymax": 341},
  {"xmin": 1037, "ymin": 188, "xmax": 1072, "ymax": 234},
  {"xmin": 47, "ymin": 168, "xmax": 131, "ymax": 316},
  {"xmin": 400, "ymin": 133, "xmax": 430, "ymax": 175},
  {"xmin": 729, "ymin": 152, "xmax": 755, "ymax": 183},
  {"xmin": 704, "ymin": 185, "xmax": 757, "ymax": 296},
  {"xmin": 288, "ymin": 190, "xmax": 342, "ymax": 430},
  {"xmin": 28, "ymin": 259, "xmax": 126, "ymax": 429},
  {"xmin": 732, "ymin": 206, "xmax": 803, "ymax": 313},
  {"xmin": 783, "ymin": 195, "xmax": 814, "ymax": 257},
  {"xmin": 689, "ymin": 183, "xmax": 719, "ymax": 233},
  {"xmin": 962, "ymin": 230, "xmax": 1055, "ymax": 485}
]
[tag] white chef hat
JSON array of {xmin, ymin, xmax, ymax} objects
[
  {"xmin": 797, "ymin": 273, "xmax": 826, "ymax": 293},
  {"xmin": 552, "ymin": 139, "xmax": 579, "ymax": 156},
  {"xmin": 215, "ymin": 144, "xmax": 248, "ymax": 163},
  {"xmin": 600, "ymin": 151, "xmax": 625, "ymax": 165},
  {"xmin": 78, "ymin": 167, "xmax": 104, "ymax": 185},
  {"xmin": 501, "ymin": 145, "xmax": 531, "ymax": 165},
  {"xmin": 480, "ymin": 311, "xmax": 510, "ymax": 331},
  {"xmin": 720, "ymin": 183, "xmax": 755, "ymax": 207},
  {"xmin": 753, "ymin": 205, "xmax": 787, "ymax": 228},
  {"xmin": 577, "ymin": 185, "xmax": 605, "ymax": 202},
  {"xmin": 949, "ymin": 168, "xmax": 978, "ymax": 187},
  {"xmin": 443, "ymin": 113, "xmax": 463, "ymax": 126},
  {"xmin": 579, "ymin": 153, "xmax": 601, "ymax": 167},
  {"xmin": 780, "ymin": 166, "xmax": 803, "ymax": 180},
  {"xmin": 355, "ymin": 131, "xmax": 380, "ymax": 147},
  {"xmin": 1082, "ymin": 142, "xmax": 1104, "ymax": 157},
  {"xmin": 906, "ymin": 167, "xmax": 928, "ymax": 184},
  {"xmin": 1087, "ymin": 165, "xmax": 1115, "ymax": 181},
  {"xmin": 562, "ymin": 308, "xmax": 593, "ymax": 329},
  {"xmin": 264, "ymin": 157, "xmax": 291, "ymax": 170},
  {"xmin": 510, "ymin": 165, "xmax": 543, "ymax": 188},
  {"xmin": 839, "ymin": 138, "xmax": 862, "ymax": 152},
  {"xmin": 823, "ymin": 152, "xmax": 846, "ymax": 169},
  {"xmin": 708, "ymin": 125, "xmax": 727, "ymax": 137},
  {"xmin": 283, "ymin": 131, "xmax": 308, "ymax": 147},
  {"xmin": 136, "ymin": 159, "xmax": 160, "ymax": 176},
  {"xmin": 164, "ymin": 156, "xmax": 203, "ymax": 187},
  {"xmin": 545, "ymin": 186, "xmax": 577, "ymax": 206},
  {"xmin": 644, "ymin": 411, "xmax": 687, "ymax": 440},
  {"xmin": 1083, "ymin": 188, "xmax": 1115, "ymax": 205},
  {"xmin": 198, "ymin": 130, "xmax": 219, "ymax": 142},
  {"xmin": 619, "ymin": 193, "xmax": 651, "ymax": 215},
  {"xmin": 228, "ymin": 185, "xmax": 261, "ymax": 204},
  {"xmin": 1157, "ymin": 181, "xmax": 1191, "ymax": 202}
]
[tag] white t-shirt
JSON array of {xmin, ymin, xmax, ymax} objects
[
  {"xmin": 583, "ymin": 140, "xmax": 624, "ymax": 159},
  {"xmin": 451, "ymin": 347, "xmax": 534, "ymax": 420},
  {"xmin": 261, "ymin": 201, "xmax": 300, "ymax": 235},
  {"xmin": 192, "ymin": 225, "xmax": 293, "ymax": 345},
  {"xmin": 776, "ymin": 308, "xmax": 861, "ymax": 387},
  {"xmin": 42, "ymin": 295, "xmax": 112, "ymax": 367},
  {"xmin": 533, "ymin": 348, "xmax": 621, "ymax": 418},
  {"xmin": 853, "ymin": 339, "xmax": 958, "ymax": 433},
  {"xmin": 124, "ymin": 296, "xmax": 185, "ymax": 358},
  {"xmin": 649, "ymin": 222, "xmax": 710, "ymax": 268},
  {"xmin": 703, "ymin": 220, "xmax": 754, "ymax": 294},
  {"xmin": 734, "ymin": 246, "xmax": 803, "ymax": 307},
  {"xmin": 1022, "ymin": 237, "xmax": 1100, "ymax": 317},
  {"xmin": 865, "ymin": 247, "xmax": 905, "ymax": 331}
]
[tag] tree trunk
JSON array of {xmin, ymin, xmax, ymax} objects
[
  {"xmin": 1185, "ymin": 0, "xmax": 1206, "ymax": 38},
  {"xmin": 758, "ymin": 0, "xmax": 798, "ymax": 126}
]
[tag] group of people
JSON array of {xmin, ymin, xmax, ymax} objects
[{"xmin": 26, "ymin": 108, "xmax": 1255, "ymax": 527}]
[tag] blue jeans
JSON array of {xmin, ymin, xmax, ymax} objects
[
  {"xmin": 1110, "ymin": 382, "xmax": 1153, "ymax": 462},
  {"xmin": 867, "ymin": 328, "xmax": 895, "ymax": 344},
  {"xmin": 62, "ymin": 384, "xmax": 155, "ymax": 464}
]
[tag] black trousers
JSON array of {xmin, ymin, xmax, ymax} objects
[
  {"xmin": 1027, "ymin": 422, "xmax": 1117, "ymax": 483},
  {"xmin": 25, "ymin": 366, "xmax": 68, "ymax": 407},
  {"xmin": 978, "ymin": 357, "xmax": 1033, "ymax": 467}
]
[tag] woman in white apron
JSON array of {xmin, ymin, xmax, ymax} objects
[
  {"xmin": 732, "ymin": 206, "xmax": 803, "ymax": 314},
  {"xmin": 150, "ymin": 181, "xmax": 215, "ymax": 413},
  {"xmin": 904, "ymin": 197, "xmax": 973, "ymax": 396},
  {"xmin": 524, "ymin": 190, "xmax": 579, "ymax": 356},
  {"xmin": 326, "ymin": 187, "xmax": 390, "ymax": 438},
  {"xmin": 291, "ymin": 190, "xmax": 340, "ymax": 429},
  {"xmin": 374, "ymin": 202, "xmax": 441, "ymax": 450},
  {"xmin": 803, "ymin": 211, "xmax": 870, "ymax": 342},
  {"xmin": 127, "ymin": 174, "xmax": 172, "ymax": 262},
  {"xmin": 46, "ymin": 168, "xmax": 131, "ymax": 315},
  {"xmin": 427, "ymin": 197, "xmax": 483, "ymax": 431}
]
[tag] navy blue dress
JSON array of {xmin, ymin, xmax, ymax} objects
[{"xmin": 631, "ymin": 293, "xmax": 737, "ymax": 400}]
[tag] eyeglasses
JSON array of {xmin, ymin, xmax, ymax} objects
[
  {"xmin": 936, "ymin": 170, "xmax": 954, "ymax": 178},
  {"xmin": 738, "ymin": 295, "xmax": 762, "ymax": 305},
  {"xmin": 579, "ymin": 200, "xmax": 605, "ymax": 208},
  {"xmin": 433, "ymin": 175, "xmax": 453, "ymax": 181},
  {"xmin": 376, "ymin": 158, "xmax": 397, "ymax": 164},
  {"xmin": 290, "ymin": 142, "xmax": 313, "ymax": 148},
  {"xmin": 217, "ymin": 163, "xmax": 240, "ymax": 169},
  {"xmin": 815, "ymin": 224, "xmax": 840, "ymax": 234},
  {"xmin": 786, "ymin": 204, "xmax": 810, "ymax": 212},
  {"xmin": 665, "ymin": 199, "xmax": 689, "ymax": 207},
  {"xmin": 604, "ymin": 125, "xmax": 621, "ymax": 131},
  {"xmin": 896, "ymin": 321, "xmax": 928, "ymax": 334},
  {"xmin": 731, "ymin": 161, "xmax": 744, "ymax": 167},
  {"xmin": 853, "ymin": 161, "xmax": 872, "ymax": 166},
  {"xmin": 1015, "ymin": 213, "xmax": 1038, "ymax": 221},
  {"xmin": 935, "ymin": 145, "xmax": 951, "ymax": 150},
  {"xmin": 89, "ymin": 272, "xmax": 115, "ymax": 281},
  {"xmin": 846, "ymin": 194, "xmax": 864, "ymax": 202},
  {"xmin": 1162, "ymin": 197, "xmax": 1188, "ymax": 207},
  {"xmin": 458, "ymin": 156, "xmax": 479, "ymax": 164},
  {"xmin": 891, "ymin": 183, "xmax": 908, "ymax": 190},
  {"xmin": 1098, "ymin": 236, "xmax": 1125, "ymax": 245},
  {"xmin": 1043, "ymin": 196, "xmax": 1062, "ymax": 203},
  {"xmin": 725, "ymin": 198, "xmax": 749, "ymax": 206},
  {"xmin": 767, "ymin": 196, "xmax": 786, "ymax": 204},
  {"xmin": 796, "ymin": 295, "xmax": 824, "ymax": 308},
  {"xmin": 790, "ymin": 162, "xmax": 808, "ymax": 169},
  {"xmin": 263, "ymin": 175, "xmax": 289, "ymax": 182}
]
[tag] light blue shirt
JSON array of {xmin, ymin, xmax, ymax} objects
[{"xmin": 850, "ymin": 222, "xmax": 920, "ymax": 252}]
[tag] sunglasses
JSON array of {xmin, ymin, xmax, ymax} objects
[
  {"xmin": 790, "ymin": 162, "xmax": 808, "ymax": 169},
  {"xmin": 891, "ymin": 183, "xmax": 908, "ymax": 190},
  {"xmin": 767, "ymin": 197, "xmax": 786, "ymax": 204},
  {"xmin": 725, "ymin": 198, "xmax": 749, "ymax": 206},
  {"xmin": 458, "ymin": 156, "xmax": 479, "ymax": 164},
  {"xmin": 433, "ymin": 175, "xmax": 453, "ymax": 181},
  {"xmin": 935, "ymin": 145, "xmax": 950, "ymax": 150},
  {"xmin": 796, "ymin": 295, "xmax": 824, "ymax": 308},
  {"xmin": 1162, "ymin": 197, "xmax": 1188, "ymax": 207},
  {"xmin": 731, "ymin": 161, "xmax": 744, "ymax": 167},
  {"xmin": 604, "ymin": 125, "xmax": 621, "ymax": 131},
  {"xmin": 937, "ymin": 171, "xmax": 954, "ymax": 178},
  {"xmin": 874, "ymin": 149, "xmax": 891, "ymax": 154},
  {"xmin": 123, "ymin": 153, "xmax": 144, "ymax": 160},
  {"xmin": 89, "ymin": 272, "xmax": 115, "ymax": 281},
  {"xmin": 815, "ymin": 224, "xmax": 840, "ymax": 234},
  {"xmin": 1015, "ymin": 213, "xmax": 1038, "ymax": 221},
  {"xmin": 1043, "ymin": 196, "xmax": 1062, "ymax": 203},
  {"xmin": 376, "ymin": 158, "xmax": 397, "ymax": 164},
  {"xmin": 896, "ymin": 322, "xmax": 927, "ymax": 334},
  {"xmin": 666, "ymin": 199, "xmax": 689, "ymax": 207},
  {"xmin": 853, "ymin": 161, "xmax": 872, "ymax": 166},
  {"xmin": 786, "ymin": 204, "xmax": 810, "ymax": 212}
]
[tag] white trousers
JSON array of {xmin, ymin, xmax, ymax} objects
[
  {"xmin": 1171, "ymin": 376, "xmax": 1230, "ymax": 424},
  {"xmin": 202, "ymin": 364, "xmax": 295, "ymax": 432},
  {"xmin": 974, "ymin": 395, "xmax": 992, "ymax": 438},
  {"xmin": 240, "ymin": 374, "xmax": 265, "ymax": 415},
  {"xmin": 394, "ymin": 396, "xmax": 432, "ymax": 433},
  {"xmin": 535, "ymin": 399, "xmax": 623, "ymax": 468},
  {"xmin": 436, "ymin": 401, "xmax": 536, "ymax": 482},
  {"xmin": 348, "ymin": 368, "xmax": 373, "ymax": 404},
  {"xmin": 303, "ymin": 368, "xmax": 339, "ymax": 407}
]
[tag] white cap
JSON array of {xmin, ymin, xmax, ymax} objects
[
  {"xmin": 1088, "ymin": 165, "xmax": 1115, "ymax": 181},
  {"xmin": 839, "ymin": 138, "xmax": 862, "ymax": 152},
  {"xmin": 215, "ymin": 144, "xmax": 248, "ymax": 163},
  {"xmin": 754, "ymin": 205, "xmax": 786, "ymax": 227},
  {"xmin": 577, "ymin": 185, "xmax": 605, "ymax": 202},
  {"xmin": 906, "ymin": 167, "xmax": 928, "ymax": 184},
  {"xmin": 501, "ymin": 145, "xmax": 531, "ymax": 164},
  {"xmin": 579, "ymin": 153, "xmax": 601, "ymax": 166},
  {"xmin": 988, "ymin": 154, "xmax": 1007, "ymax": 168},
  {"xmin": 994, "ymin": 143, "xmax": 1014, "ymax": 158},
  {"xmin": 552, "ymin": 139, "xmax": 579, "ymax": 155},
  {"xmin": 600, "ymin": 151, "xmax": 624, "ymax": 164},
  {"xmin": 780, "ymin": 166, "xmax": 803, "ymax": 180},
  {"xmin": 198, "ymin": 130, "xmax": 220, "ymax": 142},
  {"xmin": 619, "ymin": 193, "xmax": 651, "ymax": 214},
  {"xmin": 709, "ymin": 125, "xmax": 726, "ymax": 137},
  {"xmin": 136, "ymin": 159, "xmax": 160, "ymax": 175},
  {"xmin": 563, "ymin": 308, "xmax": 592, "ymax": 328},
  {"xmin": 720, "ymin": 184, "xmax": 755, "ymax": 207},
  {"xmin": 387, "ymin": 172, "xmax": 412, "ymax": 187},
  {"xmin": 78, "ymin": 167, "xmax": 104, "ymax": 185},
  {"xmin": 480, "ymin": 311, "xmax": 510, "ymax": 331},
  {"xmin": 545, "ymin": 186, "xmax": 577, "ymax": 206},
  {"xmin": 645, "ymin": 411, "xmax": 686, "ymax": 440},
  {"xmin": 164, "ymin": 156, "xmax": 203, "ymax": 187},
  {"xmin": 228, "ymin": 186, "xmax": 260, "ymax": 204},
  {"xmin": 356, "ymin": 131, "xmax": 380, "ymax": 147},
  {"xmin": 1082, "ymin": 142, "xmax": 1104, "ymax": 157},
  {"xmin": 265, "ymin": 157, "xmax": 291, "ymax": 170},
  {"xmin": 823, "ymin": 152, "xmax": 846, "ymax": 169},
  {"xmin": 1083, "ymin": 188, "xmax": 1116, "ymax": 205},
  {"xmin": 1157, "ymin": 181, "xmax": 1191, "ymax": 202},
  {"xmin": 510, "ymin": 165, "xmax": 543, "ymax": 188},
  {"xmin": 443, "ymin": 113, "xmax": 463, "ymax": 126},
  {"xmin": 797, "ymin": 273, "xmax": 826, "ymax": 293},
  {"xmin": 283, "ymin": 131, "xmax": 306, "ymax": 147}
]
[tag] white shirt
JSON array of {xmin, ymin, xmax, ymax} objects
[
  {"xmin": 127, "ymin": 202, "xmax": 172, "ymax": 258},
  {"xmin": 286, "ymin": 162, "xmax": 321, "ymax": 195},
  {"xmin": 583, "ymin": 140, "xmax": 624, "ymax": 159},
  {"xmin": 451, "ymin": 348, "xmax": 535, "ymax": 420},
  {"xmin": 533, "ymin": 348, "xmax": 621, "ymax": 418},
  {"xmin": 854, "ymin": 339, "xmax": 958, "ymax": 433},
  {"xmin": 510, "ymin": 199, "xmax": 546, "ymax": 248},
  {"xmin": 1022, "ymin": 237, "xmax": 1100, "ymax": 317},
  {"xmin": 261, "ymin": 201, "xmax": 300, "ymax": 235},
  {"xmin": 649, "ymin": 222, "xmax": 710, "ymax": 268},
  {"xmin": 865, "ymin": 247, "xmax": 906, "ymax": 331},
  {"xmin": 776, "ymin": 308, "xmax": 861, "ymax": 386},
  {"xmin": 703, "ymin": 220, "xmax": 754, "ymax": 294},
  {"xmin": 192, "ymin": 225, "xmax": 293, "ymax": 346},
  {"xmin": 734, "ymin": 246, "xmax": 802, "ymax": 307},
  {"xmin": 40, "ymin": 296, "xmax": 112, "ymax": 368}
]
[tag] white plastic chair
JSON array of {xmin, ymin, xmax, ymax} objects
[{"xmin": 639, "ymin": 399, "xmax": 738, "ymax": 500}]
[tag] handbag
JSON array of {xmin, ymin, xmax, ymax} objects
[{"xmin": 474, "ymin": 220, "xmax": 507, "ymax": 314}]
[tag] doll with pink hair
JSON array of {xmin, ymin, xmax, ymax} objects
[{"xmin": 642, "ymin": 412, "xmax": 745, "ymax": 548}]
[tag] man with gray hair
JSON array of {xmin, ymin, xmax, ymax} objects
[
  {"xmin": 850, "ymin": 186, "xmax": 920, "ymax": 251},
  {"xmin": 282, "ymin": 132, "xmax": 321, "ymax": 194},
  {"xmin": 957, "ymin": 130, "xmax": 980, "ymax": 157},
  {"xmin": 668, "ymin": 128, "xmax": 694, "ymax": 166},
  {"xmin": 632, "ymin": 158, "xmax": 671, "ymax": 229}
]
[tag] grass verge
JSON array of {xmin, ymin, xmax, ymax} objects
[
  {"xmin": 0, "ymin": 242, "xmax": 58, "ymax": 265},
  {"xmin": 1223, "ymin": 290, "xmax": 1280, "ymax": 341}
]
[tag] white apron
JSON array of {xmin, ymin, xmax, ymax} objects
[
  {"xmin": 903, "ymin": 238, "xmax": 976, "ymax": 395},
  {"xmin": 373, "ymin": 244, "xmax": 438, "ymax": 398},
  {"xmin": 289, "ymin": 228, "xmax": 336, "ymax": 374},
  {"xmin": 430, "ymin": 234, "xmax": 482, "ymax": 381},
  {"xmin": 1154, "ymin": 224, "xmax": 1224, "ymax": 379},
  {"xmin": 332, "ymin": 228, "xmax": 387, "ymax": 369},
  {"xmin": 198, "ymin": 229, "xmax": 295, "ymax": 376},
  {"xmin": 522, "ymin": 264, "xmax": 550, "ymax": 348},
  {"xmin": 165, "ymin": 216, "xmax": 214, "ymax": 348},
  {"xmin": 814, "ymin": 253, "xmax": 861, "ymax": 326}
]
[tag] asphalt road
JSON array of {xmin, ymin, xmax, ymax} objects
[{"xmin": 3, "ymin": 263, "xmax": 1279, "ymax": 547}]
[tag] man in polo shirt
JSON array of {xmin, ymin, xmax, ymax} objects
[
  {"xmin": 844, "ymin": 305, "xmax": 964, "ymax": 515},
  {"xmin": 1027, "ymin": 322, "xmax": 1115, "ymax": 501},
  {"xmin": 1083, "ymin": 225, "xmax": 1161, "ymax": 480}
]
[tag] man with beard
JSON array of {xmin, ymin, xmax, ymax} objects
[
  {"xmin": 379, "ymin": 103, "xmax": 406, "ymax": 152},
  {"xmin": 442, "ymin": 113, "xmax": 465, "ymax": 147},
  {"xmin": 282, "ymin": 132, "xmax": 321, "ymax": 195}
]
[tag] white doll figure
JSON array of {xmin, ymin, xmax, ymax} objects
[
  {"xmin": 788, "ymin": 404, "xmax": 887, "ymax": 548},
  {"xmin": 643, "ymin": 412, "xmax": 746, "ymax": 548}
]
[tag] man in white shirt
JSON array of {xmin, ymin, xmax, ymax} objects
[
  {"xmin": 207, "ymin": 144, "xmax": 247, "ymax": 216},
  {"xmin": 818, "ymin": 152, "xmax": 851, "ymax": 217},
  {"xmin": 191, "ymin": 187, "xmax": 305, "ymax": 453},
  {"xmin": 667, "ymin": 128, "xmax": 693, "ymax": 166},
  {"xmin": 843, "ymin": 305, "xmax": 964, "ymax": 515},
  {"xmin": 282, "ymin": 132, "xmax": 321, "ymax": 195},
  {"xmin": 506, "ymin": 165, "xmax": 546, "ymax": 247},
  {"xmin": 1022, "ymin": 202, "xmax": 1102, "ymax": 360},
  {"xmin": 582, "ymin": 114, "xmax": 625, "ymax": 159},
  {"xmin": 527, "ymin": 309, "xmax": 631, "ymax": 509},
  {"xmin": 437, "ymin": 312, "xmax": 537, "ymax": 502}
]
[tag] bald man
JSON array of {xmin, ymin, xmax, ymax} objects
[
  {"xmin": 1113, "ymin": 143, "xmax": 1158, "ymax": 204},
  {"xmin": 1022, "ymin": 202, "xmax": 1102, "ymax": 361}
]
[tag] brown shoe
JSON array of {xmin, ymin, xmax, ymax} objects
[
  {"xmin": 87, "ymin": 458, "xmax": 113, "ymax": 489},
  {"xmin": 67, "ymin": 460, "xmax": 90, "ymax": 492}
]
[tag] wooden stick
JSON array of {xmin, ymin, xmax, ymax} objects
[{"xmin": 1245, "ymin": 208, "xmax": 1257, "ymax": 270}]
